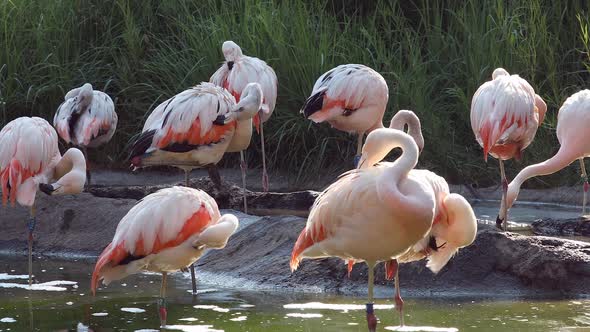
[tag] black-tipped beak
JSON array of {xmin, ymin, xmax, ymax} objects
[
  {"xmin": 39, "ymin": 183, "xmax": 55, "ymax": 195},
  {"xmin": 227, "ymin": 61, "xmax": 234, "ymax": 70},
  {"xmin": 495, "ymin": 215, "xmax": 504, "ymax": 229},
  {"xmin": 428, "ymin": 236, "xmax": 439, "ymax": 252},
  {"xmin": 213, "ymin": 115, "xmax": 227, "ymax": 125}
]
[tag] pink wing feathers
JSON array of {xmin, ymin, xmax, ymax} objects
[
  {"xmin": 470, "ymin": 70, "xmax": 538, "ymax": 161},
  {"xmin": 0, "ymin": 117, "xmax": 59, "ymax": 206},
  {"xmin": 91, "ymin": 186, "xmax": 221, "ymax": 293}
]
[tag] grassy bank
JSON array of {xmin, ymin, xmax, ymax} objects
[{"xmin": 1, "ymin": 0, "xmax": 589, "ymax": 187}]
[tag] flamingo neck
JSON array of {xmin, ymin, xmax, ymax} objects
[
  {"xmin": 390, "ymin": 111, "xmax": 423, "ymax": 149},
  {"xmin": 376, "ymin": 130, "xmax": 420, "ymax": 191}
]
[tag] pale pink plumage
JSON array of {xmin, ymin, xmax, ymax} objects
[{"xmin": 54, "ymin": 83, "xmax": 117, "ymax": 148}]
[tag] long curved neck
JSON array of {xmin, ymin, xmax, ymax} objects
[
  {"xmin": 390, "ymin": 111, "xmax": 423, "ymax": 147},
  {"xmin": 54, "ymin": 148, "xmax": 86, "ymax": 180},
  {"xmin": 376, "ymin": 130, "xmax": 419, "ymax": 189},
  {"xmin": 509, "ymin": 145, "xmax": 578, "ymax": 204}
]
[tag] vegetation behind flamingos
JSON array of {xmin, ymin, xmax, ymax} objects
[{"xmin": 1, "ymin": 0, "xmax": 589, "ymax": 189}]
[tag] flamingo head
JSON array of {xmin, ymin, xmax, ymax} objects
[
  {"xmin": 357, "ymin": 128, "xmax": 418, "ymax": 169},
  {"xmin": 426, "ymin": 193, "xmax": 477, "ymax": 273},
  {"xmin": 40, "ymin": 148, "xmax": 86, "ymax": 196},
  {"xmin": 492, "ymin": 68, "xmax": 509, "ymax": 79},
  {"xmin": 232, "ymin": 83, "xmax": 263, "ymax": 121},
  {"xmin": 389, "ymin": 110, "xmax": 424, "ymax": 154},
  {"xmin": 222, "ymin": 41, "xmax": 243, "ymax": 68}
]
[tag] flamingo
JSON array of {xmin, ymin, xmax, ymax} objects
[
  {"xmin": 345, "ymin": 111, "xmax": 476, "ymax": 326},
  {"xmin": 0, "ymin": 117, "xmax": 86, "ymax": 285},
  {"xmin": 129, "ymin": 82, "xmax": 262, "ymax": 294},
  {"xmin": 498, "ymin": 89, "xmax": 590, "ymax": 223},
  {"xmin": 301, "ymin": 64, "xmax": 389, "ymax": 166},
  {"xmin": 91, "ymin": 186, "xmax": 239, "ymax": 327},
  {"xmin": 470, "ymin": 68, "xmax": 547, "ymax": 230},
  {"xmin": 290, "ymin": 128, "xmax": 436, "ymax": 332},
  {"xmin": 53, "ymin": 83, "xmax": 117, "ymax": 186},
  {"xmin": 210, "ymin": 40, "xmax": 278, "ymax": 195}
]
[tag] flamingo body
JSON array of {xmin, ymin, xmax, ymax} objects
[
  {"xmin": 91, "ymin": 186, "xmax": 238, "ymax": 293},
  {"xmin": 301, "ymin": 64, "xmax": 388, "ymax": 134},
  {"xmin": 54, "ymin": 83, "xmax": 117, "ymax": 148}
]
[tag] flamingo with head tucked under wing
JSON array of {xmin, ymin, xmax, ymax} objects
[
  {"xmin": 301, "ymin": 64, "xmax": 389, "ymax": 166},
  {"xmin": 129, "ymin": 81, "xmax": 262, "ymax": 294},
  {"xmin": 53, "ymin": 83, "xmax": 117, "ymax": 187},
  {"xmin": 498, "ymin": 89, "xmax": 590, "ymax": 224},
  {"xmin": 470, "ymin": 68, "xmax": 547, "ymax": 230},
  {"xmin": 0, "ymin": 117, "xmax": 87, "ymax": 286},
  {"xmin": 290, "ymin": 128, "xmax": 436, "ymax": 332},
  {"xmin": 210, "ymin": 40, "xmax": 278, "ymax": 195},
  {"xmin": 91, "ymin": 186, "xmax": 238, "ymax": 327}
]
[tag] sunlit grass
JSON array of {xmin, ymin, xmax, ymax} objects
[{"xmin": 0, "ymin": 0, "xmax": 588, "ymax": 186}]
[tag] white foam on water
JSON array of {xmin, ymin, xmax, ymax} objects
[
  {"xmin": 385, "ymin": 326, "xmax": 459, "ymax": 332},
  {"xmin": 179, "ymin": 318, "xmax": 199, "ymax": 322},
  {"xmin": 229, "ymin": 316, "xmax": 247, "ymax": 322},
  {"xmin": 348, "ymin": 323, "xmax": 359, "ymax": 325},
  {"xmin": 0, "ymin": 274, "xmax": 28, "ymax": 281},
  {"xmin": 239, "ymin": 304, "xmax": 255, "ymax": 308},
  {"xmin": 286, "ymin": 313, "xmax": 323, "ymax": 318},
  {"xmin": 66, "ymin": 302, "xmax": 73, "ymax": 305},
  {"xmin": 92, "ymin": 313, "xmax": 108, "ymax": 317},
  {"xmin": 283, "ymin": 302, "xmax": 395, "ymax": 312},
  {"xmin": 135, "ymin": 329, "xmax": 159, "ymax": 332},
  {"xmin": 162, "ymin": 325, "xmax": 223, "ymax": 332},
  {"xmin": 193, "ymin": 305, "xmax": 230, "ymax": 313},
  {"xmin": 121, "ymin": 307, "xmax": 146, "ymax": 313},
  {"xmin": 0, "ymin": 280, "xmax": 77, "ymax": 292},
  {"xmin": 186, "ymin": 288, "xmax": 218, "ymax": 294},
  {"xmin": 0, "ymin": 318, "xmax": 16, "ymax": 323}
]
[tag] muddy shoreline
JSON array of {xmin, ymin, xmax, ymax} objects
[{"xmin": 1, "ymin": 174, "xmax": 590, "ymax": 299}]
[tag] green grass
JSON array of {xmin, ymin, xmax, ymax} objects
[{"xmin": 1, "ymin": 0, "xmax": 589, "ymax": 188}]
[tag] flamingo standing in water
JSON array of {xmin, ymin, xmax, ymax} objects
[
  {"xmin": 129, "ymin": 82, "xmax": 262, "ymax": 294},
  {"xmin": 0, "ymin": 117, "xmax": 86, "ymax": 285},
  {"xmin": 53, "ymin": 83, "xmax": 117, "ymax": 186},
  {"xmin": 290, "ymin": 128, "xmax": 436, "ymax": 332},
  {"xmin": 91, "ymin": 186, "xmax": 239, "ymax": 327},
  {"xmin": 498, "ymin": 89, "xmax": 590, "ymax": 223},
  {"xmin": 301, "ymin": 64, "xmax": 389, "ymax": 166},
  {"xmin": 346, "ymin": 111, "xmax": 477, "ymax": 326},
  {"xmin": 471, "ymin": 68, "xmax": 547, "ymax": 230},
  {"xmin": 210, "ymin": 40, "xmax": 278, "ymax": 195}
]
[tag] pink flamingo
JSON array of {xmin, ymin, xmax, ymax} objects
[
  {"xmin": 91, "ymin": 186, "xmax": 238, "ymax": 327},
  {"xmin": 346, "ymin": 112, "xmax": 476, "ymax": 326},
  {"xmin": 498, "ymin": 89, "xmax": 590, "ymax": 223},
  {"xmin": 0, "ymin": 117, "xmax": 87, "ymax": 285},
  {"xmin": 290, "ymin": 128, "xmax": 436, "ymax": 332},
  {"xmin": 54, "ymin": 83, "xmax": 117, "ymax": 186},
  {"xmin": 210, "ymin": 40, "xmax": 278, "ymax": 193},
  {"xmin": 129, "ymin": 82, "xmax": 262, "ymax": 294},
  {"xmin": 301, "ymin": 64, "xmax": 389, "ymax": 166},
  {"xmin": 471, "ymin": 68, "xmax": 547, "ymax": 230}
]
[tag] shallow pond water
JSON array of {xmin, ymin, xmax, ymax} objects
[
  {"xmin": 0, "ymin": 259, "xmax": 589, "ymax": 331},
  {"xmin": 472, "ymin": 200, "xmax": 583, "ymax": 224}
]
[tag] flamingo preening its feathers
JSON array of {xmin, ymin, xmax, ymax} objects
[
  {"xmin": 210, "ymin": 40, "xmax": 278, "ymax": 197},
  {"xmin": 54, "ymin": 83, "xmax": 117, "ymax": 186},
  {"xmin": 471, "ymin": 68, "xmax": 546, "ymax": 230},
  {"xmin": 0, "ymin": 117, "xmax": 86, "ymax": 286},
  {"xmin": 128, "ymin": 81, "xmax": 262, "ymax": 294},
  {"xmin": 301, "ymin": 64, "xmax": 389, "ymax": 166},
  {"xmin": 91, "ymin": 186, "xmax": 238, "ymax": 327},
  {"xmin": 291, "ymin": 128, "xmax": 437, "ymax": 331},
  {"xmin": 499, "ymin": 89, "xmax": 590, "ymax": 223}
]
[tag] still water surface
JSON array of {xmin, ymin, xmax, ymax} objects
[{"xmin": 0, "ymin": 259, "xmax": 589, "ymax": 331}]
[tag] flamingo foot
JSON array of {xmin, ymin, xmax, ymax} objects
[
  {"xmin": 366, "ymin": 303, "xmax": 377, "ymax": 332},
  {"xmin": 157, "ymin": 298, "xmax": 167, "ymax": 327},
  {"xmin": 353, "ymin": 155, "xmax": 361, "ymax": 168},
  {"xmin": 262, "ymin": 171, "xmax": 269, "ymax": 193}
]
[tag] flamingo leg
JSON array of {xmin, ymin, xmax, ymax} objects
[
  {"xmin": 207, "ymin": 165, "xmax": 222, "ymax": 189},
  {"xmin": 354, "ymin": 133, "xmax": 364, "ymax": 167},
  {"xmin": 260, "ymin": 122, "xmax": 269, "ymax": 193},
  {"xmin": 240, "ymin": 150, "xmax": 248, "ymax": 214},
  {"xmin": 580, "ymin": 158, "xmax": 588, "ymax": 216},
  {"xmin": 498, "ymin": 159, "xmax": 508, "ymax": 231},
  {"xmin": 366, "ymin": 261, "xmax": 377, "ymax": 332},
  {"xmin": 27, "ymin": 205, "xmax": 36, "ymax": 286},
  {"xmin": 81, "ymin": 146, "xmax": 91, "ymax": 188},
  {"xmin": 184, "ymin": 170, "xmax": 198, "ymax": 295},
  {"xmin": 158, "ymin": 272, "xmax": 168, "ymax": 327},
  {"xmin": 391, "ymin": 259, "xmax": 404, "ymax": 326}
]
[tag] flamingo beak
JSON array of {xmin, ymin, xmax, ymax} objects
[
  {"xmin": 39, "ymin": 183, "xmax": 56, "ymax": 195},
  {"xmin": 227, "ymin": 61, "xmax": 234, "ymax": 70}
]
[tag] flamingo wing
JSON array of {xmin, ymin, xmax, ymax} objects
[
  {"xmin": 0, "ymin": 117, "xmax": 59, "ymax": 206},
  {"xmin": 130, "ymin": 83, "xmax": 237, "ymax": 164},
  {"xmin": 471, "ymin": 73, "xmax": 537, "ymax": 159},
  {"xmin": 91, "ymin": 186, "xmax": 221, "ymax": 292}
]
